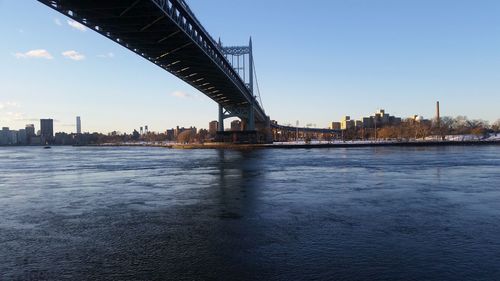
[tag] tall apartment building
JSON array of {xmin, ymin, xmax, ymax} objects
[
  {"xmin": 0, "ymin": 127, "xmax": 9, "ymax": 145},
  {"xmin": 40, "ymin": 119, "xmax": 54, "ymax": 144},
  {"xmin": 25, "ymin": 124, "xmax": 35, "ymax": 137},
  {"xmin": 230, "ymin": 120, "xmax": 242, "ymax": 131},
  {"xmin": 341, "ymin": 116, "xmax": 355, "ymax": 130},
  {"xmin": 76, "ymin": 116, "xmax": 81, "ymax": 134},
  {"xmin": 209, "ymin": 120, "xmax": 218, "ymax": 136},
  {"xmin": 331, "ymin": 122, "xmax": 341, "ymax": 130}
]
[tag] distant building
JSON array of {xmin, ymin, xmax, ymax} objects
[
  {"xmin": 341, "ymin": 116, "xmax": 354, "ymax": 130},
  {"xmin": 371, "ymin": 109, "xmax": 400, "ymax": 127},
  {"xmin": 18, "ymin": 129, "xmax": 27, "ymax": 145},
  {"xmin": 25, "ymin": 124, "xmax": 35, "ymax": 137},
  {"xmin": 331, "ymin": 122, "xmax": 341, "ymax": 130},
  {"xmin": 174, "ymin": 126, "xmax": 183, "ymax": 138},
  {"xmin": 389, "ymin": 116, "xmax": 402, "ymax": 126},
  {"xmin": 0, "ymin": 128, "xmax": 19, "ymax": 145},
  {"xmin": 25, "ymin": 124, "xmax": 35, "ymax": 144},
  {"xmin": 374, "ymin": 109, "xmax": 389, "ymax": 126},
  {"xmin": 409, "ymin": 115, "xmax": 431, "ymax": 126},
  {"xmin": 165, "ymin": 129, "xmax": 175, "ymax": 141},
  {"xmin": 362, "ymin": 117, "xmax": 373, "ymax": 128},
  {"xmin": 9, "ymin": 131, "xmax": 18, "ymax": 144},
  {"xmin": 173, "ymin": 126, "xmax": 197, "ymax": 138},
  {"xmin": 0, "ymin": 127, "xmax": 10, "ymax": 145},
  {"xmin": 230, "ymin": 120, "xmax": 242, "ymax": 131},
  {"xmin": 30, "ymin": 136, "xmax": 42, "ymax": 145},
  {"xmin": 55, "ymin": 132, "xmax": 75, "ymax": 145},
  {"xmin": 76, "ymin": 116, "xmax": 81, "ymax": 134},
  {"xmin": 359, "ymin": 109, "xmax": 402, "ymax": 128},
  {"xmin": 209, "ymin": 120, "xmax": 218, "ymax": 136},
  {"xmin": 40, "ymin": 119, "xmax": 54, "ymax": 144}
]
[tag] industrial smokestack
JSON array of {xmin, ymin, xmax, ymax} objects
[{"xmin": 436, "ymin": 101, "xmax": 440, "ymax": 128}]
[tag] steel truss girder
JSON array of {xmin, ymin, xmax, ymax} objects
[
  {"xmin": 221, "ymin": 46, "xmax": 250, "ymax": 56},
  {"xmin": 150, "ymin": 0, "xmax": 266, "ymax": 120},
  {"xmin": 271, "ymin": 124, "xmax": 341, "ymax": 134},
  {"xmin": 221, "ymin": 106, "xmax": 250, "ymax": 120}
]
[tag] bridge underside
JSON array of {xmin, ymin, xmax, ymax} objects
[{"xmin": 39, "ymin": 0, "xmax": 267, "ymax": 122}]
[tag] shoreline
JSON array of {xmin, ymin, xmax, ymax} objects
[
  {"xmin": 2, "ymin": 140, "xmax": 499, "ymax": 150},
  {"xmin": 172, "ymin": 140, "xmax": 500, "ymax": 149}
]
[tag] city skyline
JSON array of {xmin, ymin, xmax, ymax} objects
[{"xmin": 1, "ymin": 0, "xmax": 499, "ymax": 133}]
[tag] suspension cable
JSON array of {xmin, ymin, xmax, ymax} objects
[{"xmin": 252, "ymin": 56, "xmax": 265, "ymax": 112}]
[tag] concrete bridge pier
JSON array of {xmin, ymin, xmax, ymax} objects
[
  {"xmin": 216, "ymin": 104, "xmax": 272, "ymax": 144},
  {"xmin": 256, "ymin": 116, "xmax": 273, "ymax": 143},
  {"xmin": 218, "ymin": 104, "xmax": 225, "ymax": 132}
]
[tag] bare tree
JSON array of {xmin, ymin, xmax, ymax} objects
[
  {"xmin": 439, "ymin": 116, "xmax": 455, "ymax": 139},
  {"xmin": 177, "ymin": 130, "xmax": 195, "ymax": 144},
  {"xmin": 491, "ymin": 119, "xmax": 500, "ymax": 134}
]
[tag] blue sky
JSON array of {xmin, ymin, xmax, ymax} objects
[{"xmin": 1, "ymin": 0, "xmax": 499, "ymax": 133}]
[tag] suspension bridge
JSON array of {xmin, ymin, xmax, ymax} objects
[{"xmin": 38, "ymin": 0, "xmax": 339, "ymax": 143}]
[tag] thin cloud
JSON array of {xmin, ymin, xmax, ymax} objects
[
  {"xmin": 0, "ymin": 113, "xmax": 40, "ymax": 123},
  {"xmin": 67, "ymin": 20, "xmax": 87, "ymax": 31},
  {"xmin": 6, "ymin": 102, "xmax": 18, "ymax": 107},
  {"xmin": 97, "ymin": 52, "xmax": 115, "ymax": 59},
  {"xmin": 171, "ymin": 91, "xmax": 193, "ymax": 99},
  {"xmin": 1, "ymin": 111, "xmax": 26, "ymax": 122},
  {"xmin": 6, "ymin": 111, "xmax": 23, "ymax": 118},
  {"xmin": 62, "ymin": 50, "xmax": 85, "ymax": 61},
  {"xmin": 16, "ymin": 118, "xmax": 39, "ymax": 122},
  {"xmin": 14, "ymin": 49, "xmax": 53, "ymax": 59},
  {"xmin": 0, "ymin": 101, "xmax": 19, "ymax": 110},
  {"xmin": 54, "ymin": 18, "xmax": 62, "ymax": 26}
]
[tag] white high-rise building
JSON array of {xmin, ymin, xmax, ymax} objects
[{"xmin": 76, "ymin": 116, "xmax": 81, "ymax": 134}]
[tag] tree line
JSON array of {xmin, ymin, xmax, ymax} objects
[{"xmin": 343, "ymin": 116, "xmax": 499, "ymax": 141}]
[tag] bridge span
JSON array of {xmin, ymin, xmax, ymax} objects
[
  {"xmin": 37, "ymin": 0, "xmax": 330, "ymax": 143},
  {"xmin": 39, "ymin": 0, "xmax": 268, "ymax": 132}
]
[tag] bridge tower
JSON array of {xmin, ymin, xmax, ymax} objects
[{"xmin": 216, "ymin": 38, "xmax": 271, "ymax": 143}]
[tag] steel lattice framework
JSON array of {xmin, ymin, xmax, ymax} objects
[
  {"xmin": 271, "ymin": 124, "xmax": 341, "ymax": 134},
  {"xmin": 38, "ymin": 0, "xmax": 267, "ymax": 123}
]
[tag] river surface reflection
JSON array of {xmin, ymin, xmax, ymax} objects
[{"xmin": 0, "ymin": 146, "xmax": 499, "ymax": 280}]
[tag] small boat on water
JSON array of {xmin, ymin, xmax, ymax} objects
[{"xmin": 43, "ymin": 146, "xmax": 51, "ymax": 149}]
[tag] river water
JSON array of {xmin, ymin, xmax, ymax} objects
[{"xmin": 0, "ymin": 146, "xmax": 499, "ymax": 280}]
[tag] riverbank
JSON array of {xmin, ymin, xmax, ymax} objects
[
  {"xmin": 4, "ymin": 139, "xmax": 498, "ymax": 150},
  {"xmin": 172, "ymin": 140, "xmax": 500, "ymax": 149}
]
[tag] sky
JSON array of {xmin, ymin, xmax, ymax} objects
[{"xmin": 0, "ymin": 0, "xmax": 499, "ymax": 133}]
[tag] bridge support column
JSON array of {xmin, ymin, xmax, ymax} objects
[
  {"xmin": 218, "ymin": 104, "xmax": 224, "ymax": 132},
  {"xmin": 248, "ymin": 103, "xmax": 255, "ymax": 131},
  {"xmin": 215, "ymin": 104, "xmax": 271, "ymax": 144},
  {"xmin": 255, "ymin": 116, "xmax": 272, "ymax": 143}
]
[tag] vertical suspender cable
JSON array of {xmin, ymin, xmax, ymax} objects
[
  {"xmin": 243, "ymin": 54, "xmax": 246, "ymax": 83},
  {"xmin": 252, "ymin": 56, "xmax": 264, "ymax": 111}
]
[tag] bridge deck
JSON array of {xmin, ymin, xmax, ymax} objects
[{"xmin": 39, "ymin": 0, "xmax": 266, "ymax": 121}]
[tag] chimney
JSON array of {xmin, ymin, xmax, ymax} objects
[{"xmin": 436, "ymin": 101, "xmax": 440, "ymax": 127}]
